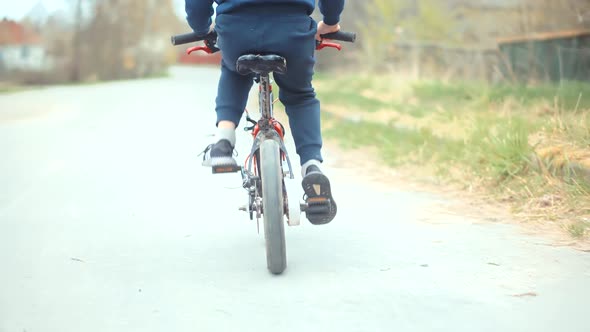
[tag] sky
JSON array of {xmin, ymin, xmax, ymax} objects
[
  {"xmin": 2, "ymin": 0, "xmax": 66, "ymax": 19},
  {"xmin": 1, "ymin": 0, "xmax": 187, "ymax": 20}
]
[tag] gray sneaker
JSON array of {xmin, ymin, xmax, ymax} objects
[{"xmin": 200, "ymin": 139, "xmax": 238, "ymax": 168}]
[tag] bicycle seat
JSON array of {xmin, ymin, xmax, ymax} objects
[{"xmin": 236, "ymin": 54, "xmax": 287, "ymax": 75}]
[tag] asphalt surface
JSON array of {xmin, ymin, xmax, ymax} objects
[{"xmin": 0, "ymin": 66, "xmax": 589, "ymax": 332}]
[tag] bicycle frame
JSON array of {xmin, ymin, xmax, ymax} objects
[
  {"xmin": 259, "ymin": 75, "xmax": 273, "ymax": 121},
  {"xmin": 240, "ymin": 72, "xmax": 297, "ymax": 227},
  {"xmin": 245, "ymin": 74, "xmax": 294, "ymax": 179}
]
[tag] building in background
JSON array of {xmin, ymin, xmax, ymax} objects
[{"xmin": 0, "ymin": 18, "xmax": 53, "ymax": 74}]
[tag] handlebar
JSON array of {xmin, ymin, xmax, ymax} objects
[
  {"xmin": 171, "ymin": 31, "xmax": 216, "ymax": 46},
  {"xmin": 171, "ymin": 30, "xmax": 356, "ymax": 46},
  {"xmin": 320, "ymin": 31, "xmax": 356, "ymax": 43}
]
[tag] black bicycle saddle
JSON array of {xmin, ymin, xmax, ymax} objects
[{"xmin": 236, "ymin": 54, "xmax": 287, "ymax": 75}]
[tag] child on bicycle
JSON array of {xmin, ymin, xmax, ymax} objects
[{"xmin": 185, "ymin": 0, "xmax": 344, "ymax": 225}]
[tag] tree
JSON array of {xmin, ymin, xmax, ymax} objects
[
  {"xmin": 357, "ymin": 0, "xmax": 405, "ymax": 71},
  {"xmin": 358, "ymin": 0, "xmax": 456, "ymax": 71},
  {"xmin": 71, "ymin": 0, "xmax": 82, "ymax": 81},
  {"xmin": 67, "ymin": 0, "xmax": 182, "ymax": 81},
  {"xmin": 408, "ymin": 0, "xmax": 456, "ymax": 42},
  {"xmin": 518, "ymin": 0, "xmax": 590, "ymax": 32}
]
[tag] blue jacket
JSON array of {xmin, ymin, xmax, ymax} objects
[{"xmin": 185, "ymin": 0, "xmax": 345, "ymax": 35}]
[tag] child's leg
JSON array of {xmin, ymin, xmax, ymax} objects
[
  {"xmin": 268, "ymin": 16, "xmax": 322, "ymax": 167},
  {"xmin": 215, "ymin": 61, "xmax": 254, "ymax": 132},
  {"xmin": 274, "ymin": 70, "xmax": 322, "ymax": 167},
  {"xmin": 202, "ymin": 61, "xmax": 252, "ymax": 167}
]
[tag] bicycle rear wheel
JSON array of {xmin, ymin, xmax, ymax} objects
[{"xmin": 259, "ymin": 139, "xmax": 287, "ymax": 274}]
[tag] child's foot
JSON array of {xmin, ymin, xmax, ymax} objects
[
  {"xmin": 302, "ymin": 165, "xmax": 337, "ymax": 225},
  {"xmin": 201, "ymin": 139, "xmax": 238, "ymax": 168}
]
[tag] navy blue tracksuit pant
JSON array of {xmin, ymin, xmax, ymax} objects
[{"xmin": 214, "ymin": 4, "xmax": 322, "ymax": 165}]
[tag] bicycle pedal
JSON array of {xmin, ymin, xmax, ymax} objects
[
  {"xmin": 212, "ymin": 165, "xmax": 241, "ymax": 174},
  {"xmin": 307, "ymin": 196, "xmax": 330, "ymax": 204},
  {"xmin": 305, "ymin": 203, "xmax": 331, "ymax": 215}
]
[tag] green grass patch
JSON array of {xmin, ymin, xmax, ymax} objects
[
  {"xmin": 324, "ymin": 113, "xmax": 534, "ymax": 182},
  {"xmin": 412, "ymin": 80, "xmax": 590, "ymax": 111},
  {"xmin": 319, "ymin": 91, "xmax": 389, "ymax": 112},
  {"xmin": 566, "ymin": 221, "xmax": 589, "ymax": 238},
  {"xmin": 318, "ymin": 74, "xmax": 590, "ymax": 240},
  {"xmin": 468, "ymin": 117, "xmax": 534, "ymax": 181},
  {"xmin": 323, "ymin": 117, "xmax": 464, "ymax": 167},
  {"xmin": 0, "ymin": 85, "xmax": 30, "ymax": 94}
]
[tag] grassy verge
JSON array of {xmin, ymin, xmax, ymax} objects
[
  {"xmin": 316, "ymin": 74, "xmax": 590, "ymax": 240},
  {"xmin": 0, "ymin": 70, "xmax": 171, "ymax": 94},
  {"xmin": 0, "ymin": 84, "xmax": 31, "ymax": 94}
]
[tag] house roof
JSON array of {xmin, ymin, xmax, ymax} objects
[
  {"xmin": 497, "ymin": 29, "xmax": 590, "ymax": 45},
  {"xmin": 0, "ymin": 18, "xmax": 41, "ymax": 45}
]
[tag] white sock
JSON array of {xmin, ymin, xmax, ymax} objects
[
  {"xmin": 301, "ymin": 159, "xmax": 322, "ymax": 177},
  {"xmin": 216, "ymin": 127, "xmax": 236, "ymax": 147}
]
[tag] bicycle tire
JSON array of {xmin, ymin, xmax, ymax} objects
[{"xmin": 260, "ymin": 139, "xmax": 287, "ymax": 274}]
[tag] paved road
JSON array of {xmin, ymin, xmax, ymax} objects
[{"xmin": 1, "ymin": 67, "xmax": 589, "ymax": 332}]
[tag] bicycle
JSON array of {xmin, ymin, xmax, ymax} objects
[{"xmin": 171, "ymin": 29, "xmax": 356, "ymax": 274}]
